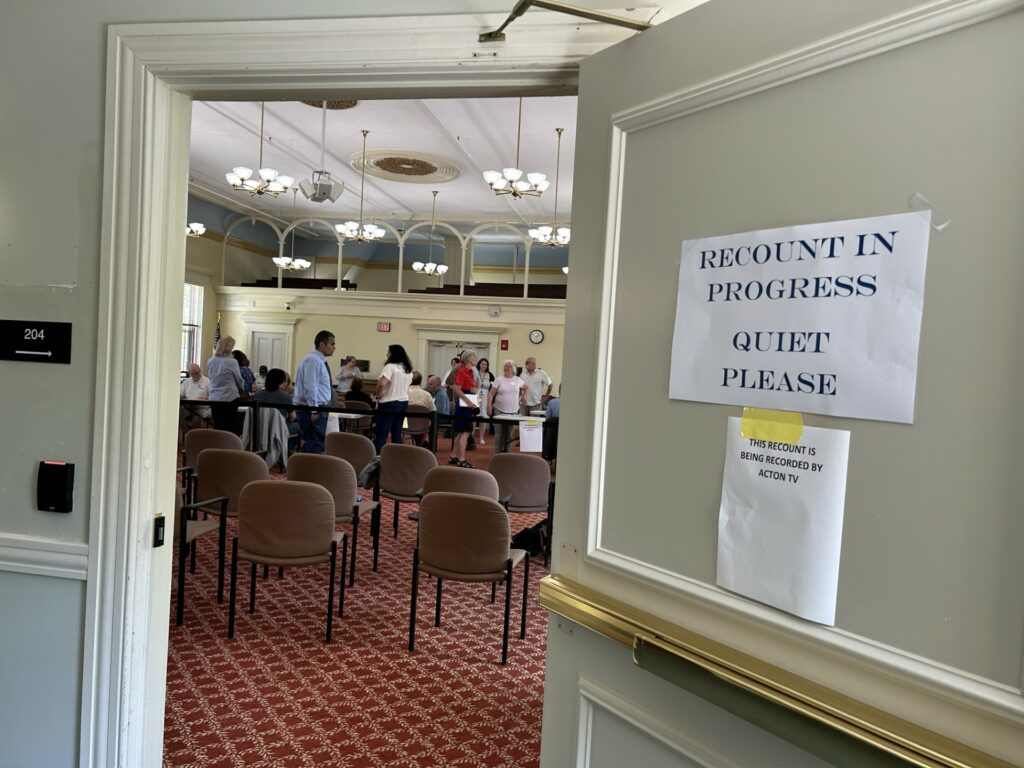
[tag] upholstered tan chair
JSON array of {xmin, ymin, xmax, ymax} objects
[
  {"xmin": 422, "ymin": 466, "xmax": 499, "ymax": 499},
  {"xmin": 182, "ymin": 429, "xmax": 244, "ymax": 502},
  {"xmin": 409, "ymin": 492, "xmax": 529, "ymax": 665},
  {"xmin": 402, "ymin": 403, "xmax": 433, "ymax": 446},
  {"xmin": 286, "ymin": 453, "xmax": 379, "ymax": 587},
  {"xmin": 325, "ymin": 432, "xmax": 377, "ymax": 481},
  {"xmin": 228, "ymin": 480, "xmax": 347, "ymax": 643},
  {"xmin": 341, "ymin": 399, "xmax": 373, "ymax": 436},
  {"xmin": 195, "ymin": 448, "xmax": 270, "ymax": 602},
  {"xmin": 380, "ymin": 444, "xmax": 437, "ymax": 560},
  {"xmin": 174, "ymin": 483, "xmax": 225, "ymax": 626},
  {"xmin": 488, "ymin": 452, "xmax": 554, "ymax": 564}
]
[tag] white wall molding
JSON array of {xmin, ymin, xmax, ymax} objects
[
  {"xmin": 576, "ymin": 676, "xmax": 741, "ymax": 768},
  {"xmin": 0, "ymin": 534, "xmax": 88, "ymax": 581},
  {"xmin": 216, "ymin": 286, "xmax": 566, "ymax": 326}
]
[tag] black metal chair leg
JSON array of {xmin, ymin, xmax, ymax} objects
[
  {"xmin": 372, "ymin": 506, "xmax": 381, "ymax": 571},
  {"xmin": 490, "ymin": 581, "xmax": 496, "ymax": 603},
  {"xmin": 521, "ymin": 554, "xmax": 530, "ymax": 639},
  {"xmin": 435, "ymin": 578, "xmax": 443, "ymax": 627},
  {"xmin": 501, "ymin": 560, "xmax": 513, "ymax": 665},
  {"xmin": 326, "ymin": 541, "xmax": 337, "ymax": 643},
  {"xmin": 338, "ymin": 534, "xmax": 348, "ymax": 619},
  {"xmin": 393, "ymin": 498, "xmax": 400, "ymax": 538},
  {"xmin": 227, "ymin": 537, "xmax": 239, "ymax": 638},
  {"xmin": 263, "ymin": 564, "xmax": 270, "ymax": 579},
  {"xmin": 348, "ymin": 511, "xmax": 359, "ymax": 587},
  {"xmin": 278, "ymin": 566, "xmax": 284, "ymax": 579},
  {"xmin": 216, "ymin": 507, "xmax": 228, "ymax": 604},
  {"xmin": 408, "ymin": 548, "xmax": 420, "ymax": 652},
  {"xmin": 189, "ymin": 540, "xmax": 197, "ymax": 573},
  {"xmin": 176, "ymin": 514, "xmax": 187, "ymax": 626},
  {"xmin": 249, "ymin": 562, "xmax": 258, "ymax": 613}
]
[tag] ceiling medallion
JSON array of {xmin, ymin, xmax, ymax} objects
[
  {"xmin": 301, "ymin": 99, "xmax": 359, "ymax": 110},
  {"xmin": 353, "ymin": 149, "xmax": 461, "ymax": 184}
]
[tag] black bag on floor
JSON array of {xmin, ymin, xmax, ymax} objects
[{"xmin": 511, "ymin": 521, "xmax": 547, "ymax": 557}]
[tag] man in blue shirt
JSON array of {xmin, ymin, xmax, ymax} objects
[
  {"xmin": 293, "ymin": 330, "xmax": 336, "ymax": 453},
  {"xmin": 426, "ymin": 374, "xmax": 449, "ymax": 416}
]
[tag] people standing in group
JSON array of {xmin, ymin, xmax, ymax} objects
[
  {"xmin": 426, "ymin": 375, "xmax": 449, "ymax": 416},
  {"xmin": 207, "ymin": 336, "xmax": 246, "ymax": 434},
  {"xmin": 449, "ymin": 351, "xmax": 480, "ymax": 467},
  {"xmin": 232, "ymin": 350, "xmax": 255, "ymax": 396},
  {"xmin": 520, "ymin": 356, "xmax": 553, "ymax": 414},
  {"xmin": 335, "ymin": 355, "xmax": 362, "ymax": 395},
  {"xmin": 179, "ymin": 363, "xmax": 211, "ymax": 430},
  {"xmin": 293, "ymin": 330, "xmax": 336, "ymax": 454},
  {"xmin": 474, "ymin": 357, "xmax": 495, "ymax": 447},
  {"xmin": 374, "ymin": 344, "xmax": 414, "ymax": 453},
  {"xmin": 488, "ymin": 359, "xmax": 527, "ymax": 453}
]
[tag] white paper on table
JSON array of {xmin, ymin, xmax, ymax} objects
[
  {"xmin": 716, "ymin": 417, "xmax": 850, "ymax": 625},
  {"xmin": 519, "ymin": 419, "xmax": 543, "ymax": 452},
  {"xmin": 325, "ymin": 412, "xmax": 340, "ymax": 434}
]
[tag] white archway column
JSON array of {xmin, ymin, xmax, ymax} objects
[
  {"xmin": 523, "ymin": 243, "xmax": 532, "ymax": 298},
  {"xmin": 397, "ymin": 242, "xmax": 405, "ymax": 293},
  {"xmin": 336, "ymin": 240, "xmax": 344, "ymax": 291}
]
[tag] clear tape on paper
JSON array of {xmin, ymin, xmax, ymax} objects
[
  {"xmin": 740, "ymin": 408, "xmax": 804, "ymax": 445},
  {"xmin": 908, "ymin": 192, "xmax": 950, "ymax": 231}
]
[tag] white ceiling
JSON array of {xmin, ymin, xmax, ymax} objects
[{"xmin": 188, "ymin": 95, "xmax": 578, "ymax": 237}]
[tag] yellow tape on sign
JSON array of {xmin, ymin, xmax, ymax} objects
[{"xmin": 740, "ymin": 408, "xmax": 804, "ymax": 445}]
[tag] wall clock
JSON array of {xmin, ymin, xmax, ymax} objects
[{"xmin": 529, "ymin": 329, "xmax": 545, "ymax": 344}]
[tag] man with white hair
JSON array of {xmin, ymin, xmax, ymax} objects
[
  {"xmin": 179, "ymin": 363, "xmax": 211, "ymax": 429},
  {"xmin": 520, "ymin": 356, "xmax": 552, "ymax": 415}
]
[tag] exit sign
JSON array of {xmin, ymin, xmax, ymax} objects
[{"xmin": 377, "ymin": 321, "xmax": 391, "ymax": 333}]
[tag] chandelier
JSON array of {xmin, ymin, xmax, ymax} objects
[
  {"xmin": 482, "ymin": 98, "xmax": 549, "ymax": 198},
  {"xmin": 335, "ymin": 130, "xmax": 385, "ymax": 242},
  {"xmin": 412, "ymin": 190, "xmax": 449, "ymax": 278},
  {"xmin": 273, "ymin": 190, "xmax": 311, "ymax": 271},
  {"xmin": 225, "ymin": 102, "xmax": 295, "ymax": 197},
  {"xmin": 185, "ymin": 222, "xmax": 206, "ymax": 238},
  {"xmin": 529, "ymin": 128, "xmax": 571, "ymax": 247},
  {"xmin": 298, "ymin": 101, "xmax": 345, "ymax": 204}
]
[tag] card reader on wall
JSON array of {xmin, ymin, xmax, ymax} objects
[{"xmin": 38, "ymin": 461, "xmax": 74, "ymax": 513}]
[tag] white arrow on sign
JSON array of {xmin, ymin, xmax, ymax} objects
[{"xmin": 15, "ymin": 350, "xmax": 52, "ymax": 357}]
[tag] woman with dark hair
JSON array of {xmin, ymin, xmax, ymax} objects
[
  {"xmin": 231, "ymin": 350, "xmax": 254, "ymax": 395},
  {"xmin": 345, "ymin": 377, "xmax": 376, "ymax": 407},
  {"xmin": 253, "ymin": 368, "xmax": 300, "ymax": 446},
  {"xmin": 450, "ymin": 350, "xmax": 479, "ymax": 467},
  {"xmin": 374, "ymin": 344, "xmax": 413, "ymax": 453},
  {"xmin": 474, "ymin": 357, "xmax": 495, "ymax": 447}
]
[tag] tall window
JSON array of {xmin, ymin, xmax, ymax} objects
[{"xmin": 181, "ymin": 283, "xmax": 204, "ymax": 375}]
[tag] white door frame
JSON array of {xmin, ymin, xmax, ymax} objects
[
  {"xmin": 240, "ymin": 313, "xmax": 299, "ymax": 372},
  {"xmin": 90, "ymin": 12, "xmax": 639, "ymax": 768}
]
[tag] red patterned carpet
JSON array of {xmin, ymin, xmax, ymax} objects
[{"xmin": 165, "ymin": 439, "xmax": 549, "ymax": 768}]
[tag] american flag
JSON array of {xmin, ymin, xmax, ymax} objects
[{"xmin": 213, "ymin": 312, "xmax": 221, "ymax": 353}]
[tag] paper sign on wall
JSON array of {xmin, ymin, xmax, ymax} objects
[
  {"xmin": 717, "ymin": 417, "xmax": 850, "ymax": 625},
  {"xmin": 670, "ymin": 211, "xmax": 931, "ymax": 423}
]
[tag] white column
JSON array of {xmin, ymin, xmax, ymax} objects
[
  {"xmin": 336, "ymin": 240, "xmax": 344, "ymax": 291},
  {"xmin": 397, "ymin": 242, "xmax": 404, "ymax": 294},
  {"xmin": 459, "ymin": 243, "xmax": 468, "ymax": 296},
  {"xmin": 276, "ymin": 238, "xmax": 285, "ymax": 289},
  {"xmin": 523, "ymin": 243, "xmax": 531, "ymax": 298}
]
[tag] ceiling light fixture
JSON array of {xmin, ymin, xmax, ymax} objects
[
  {"xmin": 225, "ymin": 102, "xmax": 294, "ymax": 197},
  {"xmin": 529, "ymin": 128, "xmax": 571, "ymax": 247},
  {"xmin": 298, "ymin": 101, "xmax": 345, "ymax": 204},
  {"xmin": 412, "ymin": 190, "xmax": 449, "ymax": 279},
  {"xmin": 482, "ymin": 97, "xmax": 549, "ymax": 198},
  {"xmin": 185, "ymin": 222, "xmax": 206, "ymax": 238},
  {"xmin": 335, "ymin": 130, "xmax": 385, "ymax": 242},
  {"xmin": 273, "ymin": 190, "xmax": 312, "ymax": 271}
]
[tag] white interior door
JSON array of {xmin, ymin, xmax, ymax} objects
[
  {"xmin": 252, "ymin": 332, "xmax": 287, "ymax": 372},
  {"xmin": 541, "ymin": 1, "xmax": 1024, "ymax": 766}
]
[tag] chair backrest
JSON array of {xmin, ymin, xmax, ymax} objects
[
  {"xmin": 488, "ymin": 453, "xmax": 551, "ymax": 512},
  {"xmin": 237, "ymin": 480, "xmax": 335, "ymax": 559},
  {"xmin": 286, "ymin": 453, "xmax": 358, "ymax": 522},
  {"xmin": 403, "ymin": 403, "xmax": 432, "ymax": 437},
  {"xmin": 342, "ymin": 399, "xmax": 373, "ymax": 430},
  {"xmin": 419, "ymin": 492, "xmax": 510, "ymax": 576},
  {"xmin": 325, "ymin": 432, "xmax": 377, "ymax": 479},
  {"xmin": 380, "ymin": 444, "xmax": 437, "ymax": 496},
  {"xmin": 423, "ymin": 466, "xmax": 499, "ymax": 500},
  {"xmin": 196, "ymin": 448, "xmax": 269, "ymax": 514},
  {"xmin": 184, "ymin": 429, "xmax": 243, "ymax": 470}
]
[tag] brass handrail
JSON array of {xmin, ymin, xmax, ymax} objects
[{"xmin": 538, "ymin": 575, "xmax": 1015, "ymax": 768}]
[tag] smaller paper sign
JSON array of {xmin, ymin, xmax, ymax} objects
[
  {"xmin": 519, "ymin": 419, "xmax": 543, "ymax": 453},
  {"xmin": 717, "ymin": 417, "xmax": 849, "ymax": 625},
  {"xmin": 325, "ymin": 413, "xmax": 340, "ymax": 434}
]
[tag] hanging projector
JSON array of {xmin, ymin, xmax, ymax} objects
[{"xmin": 299, "ymin": 170, "xmax": 345, "ymax": 203}]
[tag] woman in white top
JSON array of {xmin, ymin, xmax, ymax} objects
[
  {"xmin": 487, "ymin": 359, "xmax": 527, "ymax": 453},
  {"xmin": 474, "ymin": 357, "xmax": 495, "ymax": 447},
  {"xmin": 206, "ymin": 335, "xmax": 246, "ymax": 434},
  {"xmin": 374, "ymin": 344, "xmax": 414, "ymax": 453}
]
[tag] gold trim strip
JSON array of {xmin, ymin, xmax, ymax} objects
[{"xmin": 538, "ymin": 575, "xmax": 1015, "ymax": 768}]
